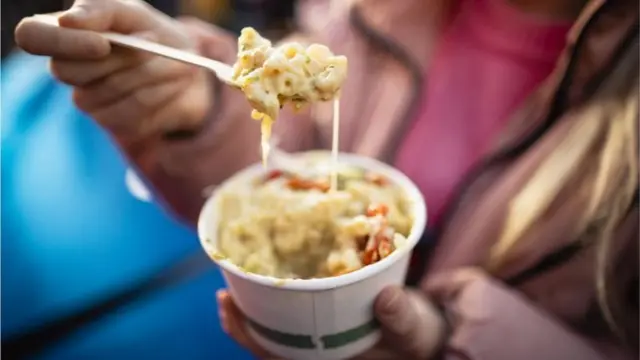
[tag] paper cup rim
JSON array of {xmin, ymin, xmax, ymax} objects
[{"xmin": 197, "ymin": 152, "xmax": 427, "ymax": 291}]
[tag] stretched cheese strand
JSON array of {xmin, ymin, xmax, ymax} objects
[
  {"xmin": 251, "ymin": 110, "xmax": 274, "ymax": 167},
  {"xmin": 232, "ymin": 28, "xmax": 347, "ymax": 168},
  {"xmin": 330, "ymin": 99, "xmax": 340, "ymax": 192}
]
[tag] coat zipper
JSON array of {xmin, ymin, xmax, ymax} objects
[{"xmin": 348, "ymin": 6, "xmax": 426, "ymax": 165}]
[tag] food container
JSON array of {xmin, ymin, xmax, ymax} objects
[{"xmin": 198, "ymin": 152, "xmax": 427, "ymax": 360}]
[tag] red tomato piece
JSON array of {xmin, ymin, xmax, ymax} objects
[{"xmin": 366, "ymin": 204, "xmax": 389, "ymax": 217}]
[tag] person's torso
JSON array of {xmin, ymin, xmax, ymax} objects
[
  {"xmin": 299, "ymin": 0, "xmax": 639, "ymax": 337},
  {"xmin": 393, "ymin": 0, "xmax": 572, "ymax": 224}
]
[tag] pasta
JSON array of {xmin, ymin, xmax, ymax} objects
[
  {"xmin": 231, "ymin": 27, "xmax": 348, "ymax": 165},
  {"xmin": 215, "ymin": 159, "xmax": 412, "ymax": 279}
]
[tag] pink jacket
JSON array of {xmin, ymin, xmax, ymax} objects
[{"xmin": 121, "ymin": 0, "xmax": 639, "ymax": 359}]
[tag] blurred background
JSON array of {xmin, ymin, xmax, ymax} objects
[{"xmin": 1, "ymin": 1, "xmax": 296, "ymax": 359}]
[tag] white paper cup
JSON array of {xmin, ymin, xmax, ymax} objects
[{"xmin": 198, "ymin": 152, "xmax": 427, "ymax": 360}]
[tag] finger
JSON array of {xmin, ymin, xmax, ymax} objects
[
  {"xmin": 177, "ymin": 16, "xmax": 237, "ymax": 61},
  {"xmin": 78, "ymin": 53, "xmax": 194, "ymax": 109},
  {"xmin": 216, "ymin": 290, "xmax": 274, "ymax": 359},
  {"xmin": 423, "ymin": 268, "xmax": 485, "ymax": 302},
  {"xmin": 374, "ymin": 287, "xmax": 442, "ymax": 359},
  {"xmin": 375, "ymin": 287, "xmax": 418, "ymax": 340},
  {"xmin": 59, "ymin": 0, "xmax": 160, "ymax": 34},
  {"xmin": 60, "ymin": 0, "xmax": 189, "ymax": 49},
  {"xmin": 49, "ymin": 48, "xmax": 141, "ymax": 86},
  {"xmin": 144, "ymin": 71, "xmax": 211, "ymax": 133},
  {"xmin": 217, "ymin": 290, "xmax": 234, "ymax": 334},
  {"xmin": 15, "ymin": 19, "xmax": 110, "ymax": 60},
  {"xmin": 81, "ymin": 77, "xmax": 190, "ymax": 135}
]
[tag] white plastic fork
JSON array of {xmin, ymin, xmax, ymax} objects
[{"xmin": 32, "ymin": 13, "xmax": 235, "ymax": 85}]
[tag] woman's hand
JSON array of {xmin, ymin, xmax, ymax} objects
[
  {"xmin": 217, "ymin": 286, "xmax": 448, "ymax": 360},
  {"xmin": 14, "ymin": 0, "xmax": 232, "ymax": 139}
]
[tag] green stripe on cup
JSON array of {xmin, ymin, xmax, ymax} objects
[
  {"xmin": 246, "ymin": 319, "xmax": 316, "ymax": 349},
  {"xmin": 246, "ymin": 318, "xmax": 379, "ymax": 350},
  {"xmin": 320, "ymin": 319, "xmax": 380, "ymax": 349}
]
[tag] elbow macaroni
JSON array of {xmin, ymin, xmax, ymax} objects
[
  {"xmin": 215, "ymin": 163, "xmax": 411, "ymax": 279},
  {"xmin": 231, "ymin": 27, "xmax": 348, "ymax": 163}
]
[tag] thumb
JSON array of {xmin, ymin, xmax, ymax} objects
[
  {"xmin": 58, "ymin": 0, "xmax": 111, "ymax": 30},
  {"xmin": 178, "ymin": 16, "xmax": 237, "ymax": 62},
  {"xmin": 59, "ymin": 0, "xmax": 163, "ymax": 34},
  {"xmin": 374, "ymin": 286, "xmax": 446, "ymax": 359}
]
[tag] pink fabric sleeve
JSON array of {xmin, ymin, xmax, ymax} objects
[
  {"xmin": 424, "ymin": 270, "xmax": 631, "ymax": 360},
  {"xmin": 118, "ymin": 18, "xmax": 317, "ymax": 224}
]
